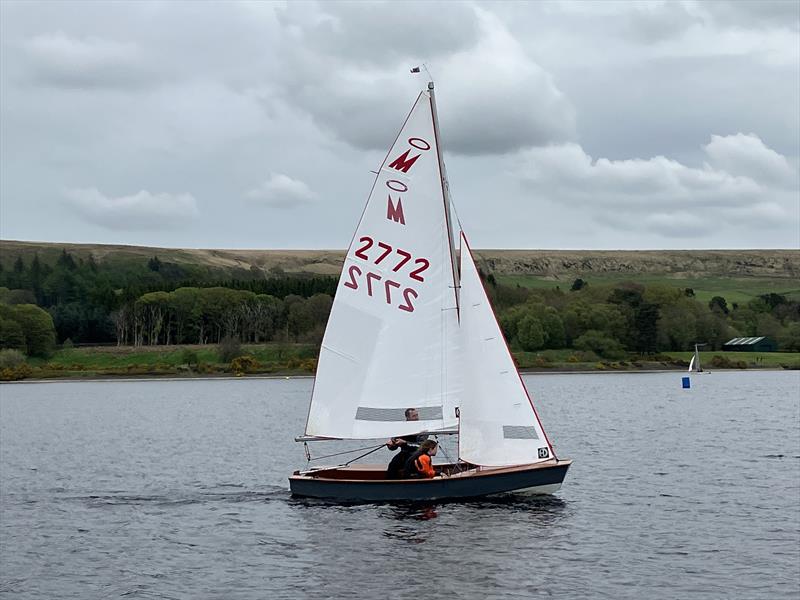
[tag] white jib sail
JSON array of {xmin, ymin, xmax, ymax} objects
[
  {"xmin": 304, "ymin": 90, "xmax": 460, "ymax": 439},
  {"xmin": 457, "ymin": 234, "xmax": 554, "ymax": 466}
]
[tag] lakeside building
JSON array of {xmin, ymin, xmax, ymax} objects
[{"xmin": 721, "ymin": 336, "xmax": 777, "ymax": 352}]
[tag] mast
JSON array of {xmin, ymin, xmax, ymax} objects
[{"xmin": 428, "ymin": 81, "xmax": 460, "ymax": 313}]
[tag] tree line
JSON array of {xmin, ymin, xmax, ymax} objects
[
  {"xmin": 0, "ymin": 250, "xmax": 336, "ymax": 349},
  {"xmin": 488, "ymin": 278, "xmax": 800, "ymax": 358},
  {"xmin": 1, "ymin": 249, "xmax": 799, "ymax": 358}
]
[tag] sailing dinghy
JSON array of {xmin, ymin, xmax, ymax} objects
[
  {"xmin": 289, "ymin": 82, "xmax": 571, "ymax": 502},
  {"xmin": 688, "ymin": 343, "xmax": 707, "ymax": 373}
]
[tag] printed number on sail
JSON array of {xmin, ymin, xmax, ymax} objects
[
  {"xmin": 343, "ymin": 265, "xmax": 419, "ymax": 312},
  {"xmin": 354, "ymin": 236, "xmax": 430, "ymax": 281}
]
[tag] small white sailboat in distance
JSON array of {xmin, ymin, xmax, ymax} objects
[
  {"xmin": 688, "ymin": 343, "xmax": 708, "ymax": 374},
  {"xmin": 289, "ymin": 79, "xmax": 571, "ymax": 502}
]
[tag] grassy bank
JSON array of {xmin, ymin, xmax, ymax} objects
[
  {"xmin": 2, "ymin": 344, "xmax": 798, "ymax": 381},
  {"xmin": 10, "ymin": 343, "xmax": 319, "ymax": 381}
]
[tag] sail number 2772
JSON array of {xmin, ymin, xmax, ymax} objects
[{"xmin": 343, "ymin": 236, "xmax": 430, "ymax": 313}]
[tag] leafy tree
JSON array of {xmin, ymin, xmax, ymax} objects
[
  {"xmin": 633, "ymin": 302, "xmax": 659, "ymax": 354},
  {"xmin": 709, "ymin": 296, "xmax": 729, "ymax": 315},
  {"xmin": 570, "ymin": 278, "xmax": 587, "ymax": 291},
  {"xmin": 11, "ymin": 304, "xmax": 56, "ymax": 357},
  {"xmin": 0, "ymin": 317, "xmax": 25, "ymax": 351},
  {"xmin": 778, "ymin": 322, "xmax": 800, "ymax": 351},
  {"xmin": 6, "ymin": 289, "xmax": 36, "ymax": 304},
  {"xmin": 517, "ymin": 315, "xmax": 545, "ymax": 351},
  {"xmin": 574, "ymin": 330, "xmax": 625, "ymax": 360}
]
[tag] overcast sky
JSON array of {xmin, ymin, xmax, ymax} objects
[{"xmin": 1, "ymin": 0, "xmax": 798, "ymax": 250}]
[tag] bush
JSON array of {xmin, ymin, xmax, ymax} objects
[
  {"xmin": 218, "ymin": 336, "xmax": 242, "ymax": 363},
  {"xmin": 0, "ymin": 349, "xmax": 26, "ymax": 368},
  {"xmin": 62, "ymin": 338, "xmax": 74, "ymax": 349},
  {"xmin": 179, "ymin": 348, "xmax": 199, "ymax": 367},
  {"xmin": 710, "ymin": 355, "xmax": 747, "ymax": 369},
  {"xmin": 231, "ymin": 355, "xmax": 260, "ymax": 375},
  {"xmin": 575, "ymin": 330, "xmax": 626, "ymax": 360},
  {"xmin": 0, "ymin": 364, "xmax": 32, "ymax": 381}
]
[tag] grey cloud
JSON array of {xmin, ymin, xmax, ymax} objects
[
  {"xmin": 702, "ymin": 0, "xmax": 800, "ymax": 30},
  {"xmin": 273, "ymin": 6, "xmax": 574, "ymax": 156},
  {"xmin": 622, "ymin": 1, "xmax": 701, "ymax": 42},
  {"xmin": 514, "ymin": 133, "xmax": 797, "ymax": 238},
  {"xmin": 20, "ymin": 32, "xmax": 156, "ymax": 90},
  {"xmin": 279, "ymin": 1, "xmax": 481, "ymax": 66},
  {"xmin": 0, "ymin": 1, "xmax": 796, "ymax": 250}
]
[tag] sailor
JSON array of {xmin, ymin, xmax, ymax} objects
[
  {"xmin": 385, "ymin": 408, "xmax": 428, "ymax": 479},
  {"xmin": 404, "ymin": 440, "xmax": 438, "ymax": 479}
]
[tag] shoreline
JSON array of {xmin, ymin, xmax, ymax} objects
[{"xmin": 3, "ymin": 366, "xmax": 794, "ymax": 384}]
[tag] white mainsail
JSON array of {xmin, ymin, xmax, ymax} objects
[
  {"xmin": 457, "ymin": 234, "xmax": 554, "ymax": 466},
  {"xmin": 688, "ymin": 344, "xmax": 701, "ymax": 373},
  {"xmin": 304, "ymin": 90, "xmax": 461, "ymax": 440}
]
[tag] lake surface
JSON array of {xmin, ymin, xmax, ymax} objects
[{"xmin": 1, "ymin": 371, "xmax": 798, "ymax": 599}]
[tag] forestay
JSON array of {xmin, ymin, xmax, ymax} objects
[
  {"xmin": 304, "ymin": 90, "xmax": 461, "ymax": 440},
  {"xmin": 457, "ymin": 234, "xmax": 554, "ymax": 466}
]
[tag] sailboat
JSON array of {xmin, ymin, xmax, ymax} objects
[
  {"xmin": 289, "ymin": 81, "xmax": 571, "ymax": 502},
  {"xmin": 688, "ymin": 343, "xmax": 704, "ymax": 373}
]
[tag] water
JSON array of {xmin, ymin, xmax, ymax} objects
[{"xmin": 1, "ymin": 371, "xmax": 798, "ymax": 599}]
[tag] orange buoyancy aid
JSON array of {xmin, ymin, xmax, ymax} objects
[{"xmin": 413, "ymin": 453, "xmax": 435, "ymax": 478}]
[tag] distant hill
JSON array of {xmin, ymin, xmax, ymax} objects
[{"xmin": 1, "ymin": 240, "xmax": 797, "ymax": 281}]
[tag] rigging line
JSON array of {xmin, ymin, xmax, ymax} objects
[
  {"xmin": 308, "ymin": 443, "xmax": 386, "ymax": 462},
  {"xmin": 343, "ymin": 443, "xmax": 386, "ymax": 466}
]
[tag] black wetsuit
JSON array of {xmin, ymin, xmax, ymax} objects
[{"xmin": 385, "ymin": 434, "xmax": 428, "ymax": 479}]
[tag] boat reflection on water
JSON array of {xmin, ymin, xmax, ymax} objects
[{"xmin": 379, "ymin": 495, "xmax": 568, "ymax": 544}]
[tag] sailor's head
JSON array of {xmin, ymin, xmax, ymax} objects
[
  {"xmin": 419, "ymin": 439, "xmax": 438, "ymax": 455},
  {"xmin": 405, "ymin": 408, "xmax": 419, "ymax": 421}
]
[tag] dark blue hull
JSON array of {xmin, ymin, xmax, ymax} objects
[{"xmin": 289, "ymin": 460, "xmax": 571, "ymax": 502}]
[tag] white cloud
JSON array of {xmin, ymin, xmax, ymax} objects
[
  {"xmin": 245, "ymin": 174, "xmax": 316, "ymax": 209},
  {"xmin": 64, "ymin": 188, "xmax": 198, "ymax": 230},
  {"xmin": 704, "ymin": 133, "xmax": 796, "ymax": 186}
]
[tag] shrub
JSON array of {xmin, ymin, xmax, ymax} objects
[
  {"xmin": 575, "ymin": 330, "xmax": 626, "ymax": 360},
  {"xmin": 62, "ymin": 338, "xmax": 74, "ymax": 349},
  {"xmin": 0, "ymin": 349, "xmax": 26, "ymax": 368},
  {"xmin": 710, "ymin": 355, "xmax": 747, "ymax": 369},
  {"xmin": 218, "ymin": 336, "xmax": 242, "ymax": 363},
  {"xmin": 0, "ymin": 364, "xmax": 33, "ymax": 381},
  {"xmin": 179, "ymin": 348, "xmax": 199, "ymax": 367},
  {"xmin": 231, "ymin": 355, "xmax": 260, "ymax": 375}
]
